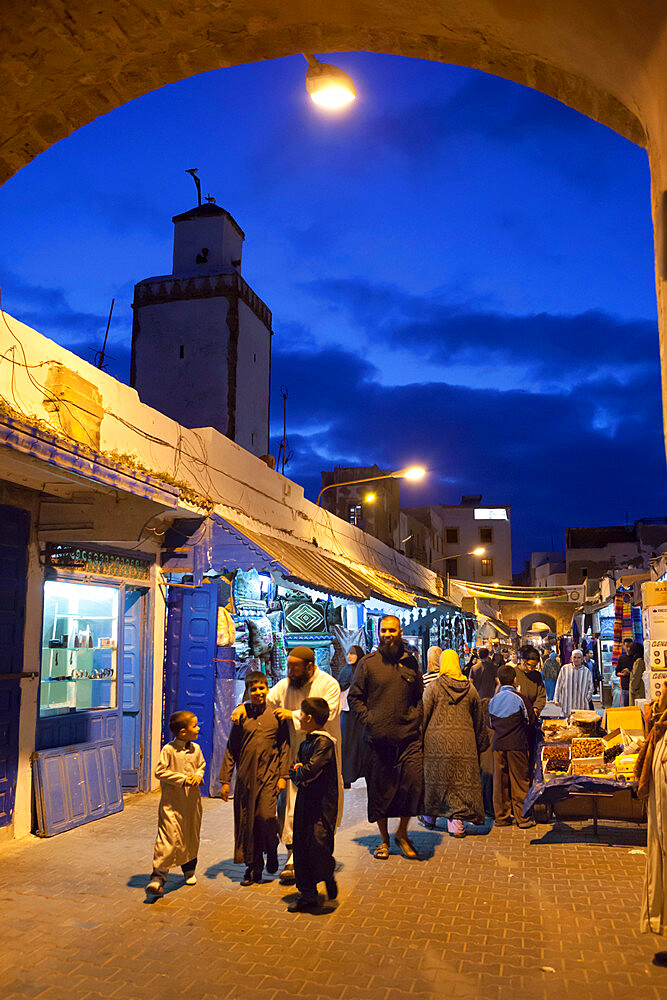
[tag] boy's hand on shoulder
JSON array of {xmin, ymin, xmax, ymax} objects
[
  {"xmin": 220, "ymin": 783, "xmax": 230, "ymax": 801},
  {"xmin": 274, "ymin": 708, "xmax": 292, "ymax": 722},
  {"xmin": 231, "ymin": 704, "xmax": 247, "ymax": 725}
]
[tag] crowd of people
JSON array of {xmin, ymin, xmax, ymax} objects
[{"xmin": 141, "ymin": 615, "xmax": 666, "ymax": 958}]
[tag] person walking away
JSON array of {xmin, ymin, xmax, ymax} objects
[
  {"xmin": 219, "ymin": 671, "xmax": 290, "ymax": 886},
  {"xmin": 146, "ymin": 711, "xmax": 205, "ymax": 898},
  {"xmin": 515, "ymin": 645, "xmax": 547, "ymax": 719},
  {"xmin": 542, "ymin": 650, "xmax": 561, "ymax": 701},
  {"xmin": 230, "ymin": 646, "xmax": 342, "ymax": 886},
  {"xmin": 423, "ymin": 645, "xmax": 443, "ymax": 690},
  {"xmin": 469, "ymin": 648, "xmax": 497, "ymax": 700},
  {"xmin": 553, "ymin": 649, "xmax": 594, "ymax": 717},
  {"xmin": 514, "ymin": 645, "xmax": 546, "ymax": 776},
  {"xmin": 339, "ymin": 645, "xmax": 366, "ymax": 788},
  {"xmin": 583, "ymin": 649, "xmax": 601, "ymax": 699},
  {"xmin": 288, "ymin": 697, "xmax": 339, "ymax": 912},
  {"xmin": 470, "ymin": 647, "xmax": 498, "ymax": 818},
  {"xmin": 629, "ymin": 642, "xmax": 647, "ymax": 706},
  {"xmin": 463, "ymin": 648, "xmax": 479, "ymax": 677},
  {"xmin": 348, "ymin": 615, "xmax": 424, "ymax": 860},
  {"xmin": 488, "ymin": 664, "xmax": 535, "ymax": 829},
  {"xmin": 615, "ymin": 638, "xmax": 634, "ymax": 707},
  {"xmin": 636, "ymin": 680, "xmax": 667, "ymax": 964},
  {"xmin": 417, "ymin": 645, "xmax": 444, "ymax": 828},
  {"xmin": 423, "ymin": 649, "xmax": 488, "ymax": 838}
]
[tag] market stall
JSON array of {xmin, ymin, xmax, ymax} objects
[{"xmin": 525, "ymin": 707, "xmax": 648, "ymax": 831}]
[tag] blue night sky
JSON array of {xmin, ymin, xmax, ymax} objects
[{"xmin": 0, "ymin": 53, "xmax": 664, "ymax": 569}]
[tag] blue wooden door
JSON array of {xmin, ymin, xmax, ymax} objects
[
  {"xmin": 0, "ymin": 505, "xmax": 28, "ymax": 828},
  {"xmin": 175, "ymin": 582, "xmax": 217, "ymax": 793},
  {"xmin": 121, "ymin": 587, "xmax": 145, "ymax": 789}
]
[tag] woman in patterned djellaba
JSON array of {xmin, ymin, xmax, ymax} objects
[{"xmin": 422, "ymin": 649, "xmax": 489, "ymax": 838}]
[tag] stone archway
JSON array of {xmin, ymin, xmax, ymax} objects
[
  {"xmin": 1, "ymin": 1, "xmax": 666, "ymax": 446},
  {"xmin": 520, "ymin": 611, "xmax": 557, "ymax": 635}
]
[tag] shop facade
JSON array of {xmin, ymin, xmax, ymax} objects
[
  {"xmin": 36, "ymin": 545, "xmax": 155, "ymax": 794},
  {"xmin": 0, "ymin": 410, "xmax": 181, "ymax": 840}
]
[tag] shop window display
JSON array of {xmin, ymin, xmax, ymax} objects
[{"xmin": 40, "ymin": 580, "xmax": 119, "ymax": 717}]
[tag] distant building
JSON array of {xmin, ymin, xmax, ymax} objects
[
  {"xmin": 404, "ymin": 495, "xmax": 512, "ymax": 585},
  {"xmin": 319, "ymin": 466, "xmax": 401, "ymax": 548},
  {"xmin": 566, "ymin": 519, "xmax": 667, "ymax": 588},
  {"xmin": 131, "ymin": 201, "xmax": 272, "ymax": 457},
  {"xmin": 319, "ymin": 474, "xmax": 513, "ymax": 584},
  {"xmin": 529, "ymin": 551, "xmax": 567, "ymax": 588}
]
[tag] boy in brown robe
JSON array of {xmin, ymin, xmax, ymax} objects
[
  {"xmin": 220, "ymin": 671, "xmax": 290, "ymax": 885},
  {"xmin": 146, "ymin": 710, "xmax": 206, "ymax": 898}
]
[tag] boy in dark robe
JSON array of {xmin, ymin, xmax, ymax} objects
[
  {"xmin": 288, "ymin": 696, "xmax": 339, "ymax": 912},
  {"xmin": 219, "ymin": 671, "xmax": 290, "ymax": 885}
]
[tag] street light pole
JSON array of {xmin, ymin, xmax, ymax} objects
[
  {"xmin": 431, "ymin": 547, "xmax": 486, "ymax": 599},
  {"xmin": 316, "ymin": 466, "xmax": 425, "ymax": 506}
]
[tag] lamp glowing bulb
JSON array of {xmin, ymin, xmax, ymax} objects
[
  {"xmin": 534, "ymin": 598, "xmax": 542, "ymax": 606},
  {"xmin": 472, "ymin": 547, "xmax": 486, "ymax": 556},
  {"xmin": 364, "ymin": 492, "xmax": 376, "ymax": 502},
  {"xmin": 399, "ymin": 466, "xmax": 426, "ymax": 481},
  {"xmin": 304, "ymin": 56, "xmax": 356, "ymax": 109}
]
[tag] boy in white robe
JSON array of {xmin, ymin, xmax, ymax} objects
[{"xmin": 146, "ymin": 711, "xmax": 206, "ymax": 898}]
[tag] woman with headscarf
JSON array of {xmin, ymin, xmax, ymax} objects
[
  {"xmin": 422, "ymin": 649, "xmax": 489, "ymax": 838},
  {"xmin": 629, "ymin": 641, "xmax": 647, "ymax": 706},
  {"xmin": 338, "ymin": 645, "xmax": 366, "ymax": 788},
  {"xmin": 423, "ymin": 645, "xmax": 443, "ymax": 690},
  {"xmin": 636, "ymin": 680, "xmax": 667, "ymax": 963}
]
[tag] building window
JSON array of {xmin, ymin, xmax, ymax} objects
[
  {"xmin": 445, "ymin": 528, "xmax": 459, "ymax": 544},
  {"xmin": 445, "ymin": 558, "xmax": 458, "ymax": 576},
  {"xmin": 479, "ymin": 527, "xmax": 493, "ymax": 544},
  {"xmin": 348, "ymin": 504, "xmax": 362, "ymax": 526},
  {"xmin": 179, "ymin": 345, "xmax": 184, "ymax": 358},
  {"xmin": 480, "ymin": 558, "xmax": 494, "ymax": 577}
]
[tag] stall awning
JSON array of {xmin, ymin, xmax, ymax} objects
[
  {"xmin": 478, "ymin": 615, "xmax": 511, "ymax": 638},
  {"xmin": 224, "ymin": 519, "xmax": 424, "ymax": 606},
  {"xmin": 224, "ymin": 521, "xmax": 370, "ymax": 601}
]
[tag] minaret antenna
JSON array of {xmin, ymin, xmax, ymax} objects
[{"xmin": 186, "ymin": 168, "xmax": 202, "ymax": 207}]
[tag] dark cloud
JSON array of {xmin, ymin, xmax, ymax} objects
[
  {"xmin": 0, "ymin": 271, "xmax": 132, "ymax": 382},
  {"xmin": 270, "ymin": 338, "xmax": 666, "ymax": 565},
  {"xmin": 303, "ymin": 277, "xmax": 658, "ymax": 384},
  {"xmin": 366, "ymin": 72, "xmax": 635, "ymax": 187}
]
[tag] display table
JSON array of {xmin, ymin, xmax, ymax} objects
[{"xmin": 524, "ymin": 773, "xmax": 646, "ymax": 833}]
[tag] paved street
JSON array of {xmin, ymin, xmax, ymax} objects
[{"xmin": 0, "ymin": 782, "xmax": 664, "ymax": 1000}]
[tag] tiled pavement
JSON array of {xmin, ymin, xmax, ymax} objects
[{"xmin": 0, "ymin": 782, "xmax": 664, "ymax": 1000}]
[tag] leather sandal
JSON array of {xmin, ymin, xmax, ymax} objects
[
  {"xmin": 373, "ymin": 841, "xmax": 390, "ymax": 859},
  {"xmin": 394, "ymin": 835, "xmax": 419, "ymax": 860}
]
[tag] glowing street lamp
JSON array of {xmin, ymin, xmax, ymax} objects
[
  {"xmin": 432, "ymin": 547, "xmax": 486, "ymax": 596},
  {"xmin": 364, "ymin": 492, "xmax": 376, "ymax": 503},
  {"xmin": 316, "ymin": 466, "xmax": 427, "ymax": 505},
  {"xmin": 303, "ymin": 53, "xmax": 356, "ymax": 109}
]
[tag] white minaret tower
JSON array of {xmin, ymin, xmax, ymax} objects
[{"xmin": 130, "ymin": 183, "xmax": 272, "ymax": 457}]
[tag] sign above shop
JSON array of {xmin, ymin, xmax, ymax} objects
[{"xmin": 46, "ymin": 544, "xmax": 152, "ymax": 581}]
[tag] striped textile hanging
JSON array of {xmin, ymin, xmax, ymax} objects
[{"xmin": 612, "ymin": 589, "xmax": 625, "ymax": 667}]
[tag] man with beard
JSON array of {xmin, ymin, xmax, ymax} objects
[
  {"xmin": 348, "ymin": 615, "xmax": 424, "ymax": 860},
  {"xmin": 231, "ymin": 647, "xmax": 342, "ymax": 885}
]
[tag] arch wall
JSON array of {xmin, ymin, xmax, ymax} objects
[
  {"xmin": 519, "ymin": 611, "xmax": 557, "ymax": 636},
  {"xmin": 1, "ymin": 1, "xmax": 666, "ymax": 448}
]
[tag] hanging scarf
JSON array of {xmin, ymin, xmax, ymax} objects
[{"xmin": 634, "ymin": 687, "xmax": 667, "ymax": 798}]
